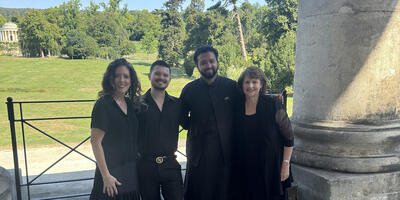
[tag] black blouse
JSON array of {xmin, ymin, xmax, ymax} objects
[
  {"xmin": 90, "ymin": 95, "xmax": 140, "ymax": 195},
  {"xmin": 233, "ymin": 94, "xmax": 294, "ymax": 199}
]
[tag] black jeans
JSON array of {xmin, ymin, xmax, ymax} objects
[{"xmin": 138, "ymin": 158, "xmax": 184, "ymax": 200}]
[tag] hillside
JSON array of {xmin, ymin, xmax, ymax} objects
[{"xmin": 0, "ymin": 7, "xmax": 33, "ymax": 20}]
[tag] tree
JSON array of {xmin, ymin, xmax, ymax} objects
[
  {"xmin": 214, "ymin": 31, "xmax": 250, "ymax": 76},
  {"xmin": 262, "ymin": 31, "xmax": 296, "ymax": 92},
  {"xmin": 127, "ymin": 10, "xmax": 161, "ymax": 41},
  {"xmin": 100, "ymin": 0, "xmax": 129, "ymax": 27},
  {"xmin": 255, "ymin": 0, "xmax": 298, "ymax": 91},
  {"xmin": 237, "ymin": 3, "xmax": 268, "ymax": 51},
  {"xmin": 211, "ymin": 0, "xmax": 248, "ymax": 60},
  {"xmin": 86, "ymin": 12, "xmax": 119, "ymax": 51},
  {"xmin": 184, "ymin": 10, "xmax": 226, "ymax": 54},
  {"xmin": 86, "ymin": 11, "xmax": 131, "ymax": 59},
  {"xmin": 182, "ymin": 0, "xmax": 205, "ymax": 56},
  {"xmin": 120, "ymin": 40, "xmax": 135, "ymax": 56},
  {"xmin": 183, "ymin": 52, "xmax": 195, "ymax": 76},
  {"xmin": 262, "ymin": 0, "xmax": 297, "ymax": 44},
  {"xmin": 187, "ymin": 0, "xmax": 205, "ymax": 12},
  {"xmin": 140, "ymin": 30, "xmax": 158, "ymax": 57},
  {"xmin": 183, "ymin": 7, "xmax": 248, "ymax": 76},
  {"xmin": 18, "ymin": 9, "xmax": 61, "ymax": 57},
  {"xmin": 65, "ymin": 30, "xmax": 97, "ymax": 59},
  {"xmin": 58, "ymin": 0, "xmax": 83, "ymax": 32},
  {"xmin": 163, "ymin": 0, "xmax": 185, "ymax": 12},
  {"xmin": 85, "ymin": 1, "xmax": 100, "ymax": 16},
  {"xmin": 0, "ymin": 14, "xmax": 6, "ymax": 27},
  {"xmin": 157, "ymin": 0, "xmax": 186, "ymax": 67},
  {"xmin": 231, "ymin": 0, "xmax": 247, "ymax": 60},
  {"xmin": 11, "ymin": 15, "xmax": 21, "ymax": 23}
]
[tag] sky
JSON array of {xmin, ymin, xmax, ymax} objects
[{"xmin": 0, "ymin": 0, "xmax": 267, "ymax": 11}]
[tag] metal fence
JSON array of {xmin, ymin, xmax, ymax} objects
[
  {"xmin": 6, "ymin": 91, "xmax": 287, "ymax": 200},
  {"xmin": 6, "ymin": 98, "xmax": 99, "ymax": 200}
]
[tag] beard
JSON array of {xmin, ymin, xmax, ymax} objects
[
  {"xmin": 151, "ymin": 79, "xmax": 168, "ymax": 90},
  {"xmin": 152, "ymin": 85, "xmax": 168, "ymax": 90},
  {"xmin": 199, "ymin": 67, "xmax": 218, "ymax": 79}
]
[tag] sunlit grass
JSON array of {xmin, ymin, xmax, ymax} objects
[
  {"xmin": 0, "ymin": 56, "xmax": 293, "ymax": 148},
  {"xmin": 0, "ymin": 56, "xmax": 191, "ymax": 148}
]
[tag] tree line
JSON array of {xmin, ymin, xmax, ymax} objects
[{"xmin": 2, "ymin": 0, "xmax": 297, "ymax": 93}]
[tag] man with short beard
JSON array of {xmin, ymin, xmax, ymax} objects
[
  {"xmin": 137, "ymin": 60, "xmax": 184, "ymax": 200},
  {"xmin": 180, "ymin": 46, "xmax": 237, "ymax": 200}
]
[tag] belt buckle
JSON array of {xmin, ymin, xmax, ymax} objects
[{"xmin": 155, "ymin": 156, "xmax": 164, "ymax": 164}]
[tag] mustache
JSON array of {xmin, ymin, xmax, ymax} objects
[{"xmin": 155, "ymin": 79, "xmax": 167, "ymax": 83}]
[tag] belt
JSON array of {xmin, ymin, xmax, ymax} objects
[{"xmin": 139, "ymin": 154, "xmax": 177, "ymax": 164}]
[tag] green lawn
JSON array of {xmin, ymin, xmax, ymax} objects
[
  {"xmin": 0, "ymin": 56, "xmax": 293, "ymax": 149},
  {"xmin": 0, "ymin": 56, "xmax": 192, "ymax": 148}
]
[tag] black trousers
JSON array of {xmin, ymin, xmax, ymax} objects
[
  {"xmin": 184, "ymin": 132, "xmax": 231, "ymax": 200},
  {"xmin": 138, "ymin": 158, "xmax": 184, "ymax": 200}
]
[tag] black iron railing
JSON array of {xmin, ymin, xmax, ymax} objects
[
  {"xmin": 6, "ymin": 90, "xmax": 287, "ymax": 200},
  {"xmin": 6, "ymin": 98, "xmax": 98, "ymax": 200}
]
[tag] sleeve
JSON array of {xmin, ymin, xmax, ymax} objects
[
  {"xmin": 179, "ymin": 85, "xmax": 190, "ymax": 130},
  {"xmin": 274, "ymin": 99, "xmax": 294, "ymax": 147},
  {"xmin": 90, "ymin": 99, "xmax": 109, "ymax": 133}
]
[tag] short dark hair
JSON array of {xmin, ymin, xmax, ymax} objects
[
  {"xmin": 150, "ymin": 60, "xmax": 171, "ymax": 73},
  {"xmin": 237, "ymin": 66, "xmax": 268, "ymax": 95},
  {"xmin": 193, "ymin": 46, "xmax": 218, "ymax": 66}
]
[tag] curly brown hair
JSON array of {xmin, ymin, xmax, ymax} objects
[
  {"xmin": 237, "ymin": 66, "xmax": 268, "ymax": 95},
  {"xmin": 98, "ymin": 58, "xmax": 142, "ymax": 110}
]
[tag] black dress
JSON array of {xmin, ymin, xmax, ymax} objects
[
  {"xmin": 233, "ymin": 95, "xmax": 294, "ymax": 200},
  {"xmin": 243, "ymin": 113, "xmax": 267, "ymax": 200},
  {"xmin": 90, "ymin": 95, "xmax": 141, "ymax": 200}
]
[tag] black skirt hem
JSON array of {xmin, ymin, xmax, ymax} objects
[{"xmin": 89, "ymin": 191, "xmax": 141, "ymax": 200}]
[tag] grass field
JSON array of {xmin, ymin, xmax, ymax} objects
[{"xmin": 0, "ymin": 56, "xmax": 293, "ymax": 149}]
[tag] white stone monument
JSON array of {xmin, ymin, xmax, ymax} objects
[{"xmin": 0, "ymin": 22, "xmax": 19, "ymax": 42}]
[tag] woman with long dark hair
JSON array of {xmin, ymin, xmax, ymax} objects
[
  {"xmin": 90, "ymin": 58, "xmax": 142, "ymax": 199},
  {"xmin": 233, "ymin": 66, "xmax": 294, "ymax": 200}
]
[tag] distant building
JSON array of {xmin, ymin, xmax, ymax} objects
[{"xmin": 0, "ymin": 22, "xmax": 19, "ymax": 42}]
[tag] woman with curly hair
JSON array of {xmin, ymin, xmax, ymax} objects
[
  {"xmin": 233, "ymin": 66, "xmax": 294, "ymax": 200},
  {"xmin": 90, "ymin": 58, "xmax": 142, "ymax": 199}
]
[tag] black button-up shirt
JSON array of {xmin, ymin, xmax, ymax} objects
[
  {"xmin": 138, "ymin": 89, "xmax": 184, "ymax": 157},
  {"xmin": 180, "ymin": 76, "xmax": 238, "ymax": 166}
]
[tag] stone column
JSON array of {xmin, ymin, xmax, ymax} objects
[{"xmin": 291, "ymin": 0, "xmax": 400, "ymax": 199}]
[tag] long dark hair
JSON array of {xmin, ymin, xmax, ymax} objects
[{"xmin": 98, "ymin": 58, "xmax": 142, "ymax": 110}]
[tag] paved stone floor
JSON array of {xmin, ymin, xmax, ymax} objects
[{"xmin": 0, "ymin": 140, "xmax": 187, "ymax": 200}]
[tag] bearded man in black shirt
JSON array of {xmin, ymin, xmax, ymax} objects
[
  {"xmin": 137, "ymin": 60, "xmax": 184, "ymax": 200},
  {"xmin": 180, "ymin": 46, "xmax": 237, "ymax": 200}
]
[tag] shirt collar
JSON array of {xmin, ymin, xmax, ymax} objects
[{"xmin": 144, "ymin": 88, "xmax": 173, "ymax": 103}]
